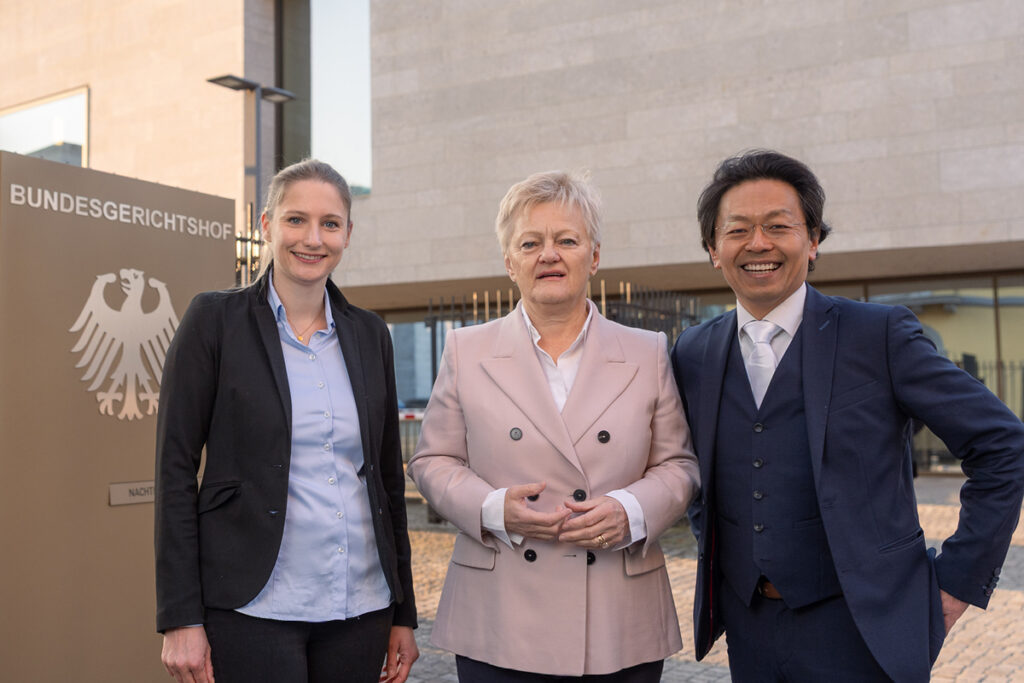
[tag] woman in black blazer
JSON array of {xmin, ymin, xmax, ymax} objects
[{"xmin": 155, "ymin": 159, "xmax": 417, "ymax": 683}]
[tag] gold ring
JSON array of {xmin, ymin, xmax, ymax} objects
[{"xmin": 596, "ymin": 534, "xmax": 606, "ymax": 547}]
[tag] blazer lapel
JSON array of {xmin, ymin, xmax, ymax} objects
[
  {"xmin": 325, "ymin": 282, "xmax": 374, "ymax": 465},
  {"xmin": 480, "ymin": 304, "xmax": 583, "ymax": 475},
  {"xmin": 252, "ymin": 281, "xmax": 293, "ymax": 430},
  {"xmin": 561, "ymin": 311, "xmax": 637, "ymax": 445},
  {"xmin": 334, "ymin": 306, "xmax": 373, "ymax": 464},
  {"xmin": 801, "ymin": 286, "xmax": 838, "ymax": 487},
  {"xmin": 696, "ymin": 312, "xmax": 734, "ymax": 487}
]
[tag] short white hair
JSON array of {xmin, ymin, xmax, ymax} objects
[{"xmin": 494, "ymin": 170, "xmax": 602, "ymax": 255}]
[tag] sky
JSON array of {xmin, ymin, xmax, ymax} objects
[{"xmin": 310, "ymin": 0, "xmax": 372, "ymax": 189}]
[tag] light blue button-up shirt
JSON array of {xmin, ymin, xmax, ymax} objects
[{"xmin": 237, "ymin": 280, "xmax": 392, "ymax": 622}]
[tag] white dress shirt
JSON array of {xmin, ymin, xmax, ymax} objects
[{"xmin": 735, "ymin": 283, "xmax": 807, "ymax": 382}]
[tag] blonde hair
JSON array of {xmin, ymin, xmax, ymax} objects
[{"xmin": 494, "ymin": 170, "xmax": 602, "ymax": 255}]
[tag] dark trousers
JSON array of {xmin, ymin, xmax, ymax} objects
[
  {"xmin": 455, "ymin": 655, "xmax": 663, "ymax": 683},
  {"xmin": 719, "ymin": 581, "xmax": 891, "ymax": 682},
  {"xmin": 204, "ymin": 605, "xmax": 393, "ymax": 683}
]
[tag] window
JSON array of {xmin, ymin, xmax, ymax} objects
[
  {"xmin": 388, "ymin": 319, "xmax": 438, "ymax": 410},
  {"xmin": 997, "ymin": 274, "xmax": 1024, "ymax": 420},
  {"xmin": 868, "ymin": 278, "xmax": 997, "ymax": 379},
  {"xmin": 310, "ymin": 0, "xmax": 372, "ymax": 194},
  {"xmin": 0, "ymin": 89, "xmax": 88, "ymax": 166}
]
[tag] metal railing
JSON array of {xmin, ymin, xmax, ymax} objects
[
  {"xmin": 398, "ymin": 413, "xmax": 422, "ymax": 464},
  {"xmin": 602, "ymin": 283, "xmax": 700, "ymax": 340},
  {"xmin": 423, "ymin": 281, "xmax": 701, "ymax": 385}
]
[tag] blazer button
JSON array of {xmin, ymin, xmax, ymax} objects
[
  {"xmin": 753, "ymin": 458, "xmax": 764, "ymax": 468},
  {"xmin": 752, "ymin": 490, "xmax": 764, "ymax": 500},
  {"xmin": 573, "ymin": 489, "xmax": 587, "ymax": 502},
  {"xmin": 587, "ymin": 551, "xmax": 596, "ymax": 565},
  {"xmin": 597, "ymin": 430, "xmax": 610, "ymax": 443},
  {"xmin": 527, "ymin": 494, "xmax": 539, "ymax": 501},
  {"xmin": 753, "ymin": 523, "xmax": 764, "ymax": 532},
  {"xmin": 753, "ymin": 423, "xmax": 765, "ymax": 433},
  {"xmin": 510, "ymin": 427, "xmax": 523, "ymax": 441},
  {"xmin": 268, "ymin": 509, "xmax": 279, "ymax": 517},
  {"xmin": 524, "ymin": 549, "xmax": 537, "ymax": 562}
]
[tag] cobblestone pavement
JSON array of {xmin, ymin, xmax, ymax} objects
[{"xmin": 404, "ymin": 475, "xmax": 1024, "ymax": 682}]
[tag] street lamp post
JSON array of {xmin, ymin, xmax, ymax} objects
[{"xmin": 207, "ymin": 74, "xmax": 296, "ymax": 284}]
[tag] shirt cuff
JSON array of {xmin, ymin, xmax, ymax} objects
[
  {"xmin": 607, "ymin": 489, "xmax": 646, "ymax": 548},
  {"xmin": 482, "ymin": 488, "xmax": 523, "ymax": 548}
]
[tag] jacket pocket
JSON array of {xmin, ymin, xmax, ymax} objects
[
  {"xmin": 878, "ymin": 527, "xmax": 924, "ymax": 554},
  {"xmin": 451, "ymin": 533, "xmax": 496, "ymax": 570},
  {"xmin": 624, "ymin": 543, "xmax": 666, "ymax": 576},
  {"xmin": 197, "ymin": 480, "xmax": 241, "ymax": 514},
  {"xmin": 792, "ymin": 516, "xmax": 823, "ymax": 530},
  {"xmin": 829, "ymin": 380, "xmax": 881, "ymax": 413}
]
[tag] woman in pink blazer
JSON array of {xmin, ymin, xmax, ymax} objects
[{"xmin": 408, "ymin": 171, "xmax": 699, "ymax": 682}]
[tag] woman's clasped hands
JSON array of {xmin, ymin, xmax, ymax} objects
[{"xmin": 503, "ymin": 482, "xmax": 630, "ymax": 548}]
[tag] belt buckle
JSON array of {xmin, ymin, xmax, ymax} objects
[{"xmin": 757, "ymin": 578, "xmax": 781, "ymax": 600}]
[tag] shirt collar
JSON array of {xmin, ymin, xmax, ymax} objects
[
  {"xmin": 735, "ymin": 283, "xmax": 806, "ymax": 338},
  {"xmin": 520, "ymin": 300, "xmax": 594, "ymax": 350},
  {"xmin": 267, "ymin": 273, "xmax": 335, "ymax": 332}
]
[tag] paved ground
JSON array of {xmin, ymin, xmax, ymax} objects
[{"xmin": 402, "ymin": 474, "xmax": 1024, "ymax": 682}]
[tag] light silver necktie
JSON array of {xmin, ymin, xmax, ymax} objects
[{"xmin": 743, "ymin": 320, "xmax": 781, "ymax": 408}]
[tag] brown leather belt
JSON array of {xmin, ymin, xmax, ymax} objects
[{"xmin": 757, "ymin": 578, "xmax": 783, "ymax": 600}]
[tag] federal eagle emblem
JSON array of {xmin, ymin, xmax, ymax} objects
[{"xmin": 69, "ymin": 269, "xmax": 179, "ymax": 420}]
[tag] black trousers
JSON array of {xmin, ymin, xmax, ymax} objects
[
  {"xmin": 204, "ymin": 605, "xmax": 393, "ymax": 683},
  {"xmin": 455, "ymin": 655, "xmax": 663, "ymax": 683},
  {"xmin": 718, "ymin": 581, "xmax": 891, "ymax": 682}
]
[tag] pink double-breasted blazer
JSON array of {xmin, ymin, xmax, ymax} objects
[{"xmin": 408, "ymin": 303, "xmax": 699, "ymax": 676}]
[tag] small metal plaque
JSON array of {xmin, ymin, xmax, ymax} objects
[{"xmin": 109, "ymin": 480, "xmax": 155, "ymax": 506}]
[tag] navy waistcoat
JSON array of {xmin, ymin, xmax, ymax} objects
[{"xmin": 714, "ymin": 325, "xmax": 842, "ymax": 608}]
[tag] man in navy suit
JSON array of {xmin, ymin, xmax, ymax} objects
[{"xmin": 671, "ymin": 150, "xmax": 1024, "ymax": 682}]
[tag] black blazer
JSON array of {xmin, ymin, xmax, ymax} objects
[{"xmin": 155, "ymin": 272, "xmax": 416, "ymax": 633}]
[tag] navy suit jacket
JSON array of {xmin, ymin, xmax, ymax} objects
[
  {"xmin": 154, "ymin": 272, "xmax": 416, "ymax": 633},
  {"xmin": 671, "ymin": 285, "xmax": 1024, "ymax": 682}
]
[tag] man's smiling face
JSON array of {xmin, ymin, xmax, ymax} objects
[{"xmin": 708, "ymin": 178, "xmax": 819, "ymax": 319}]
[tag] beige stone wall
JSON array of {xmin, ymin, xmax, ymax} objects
[
  {"xmin": 340, "ymin": 0, "xmax": 1024, "ymax": 310},
  {"xmin": 0, "ymin": 0, "xmax": 279, "ymax": 240}
]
